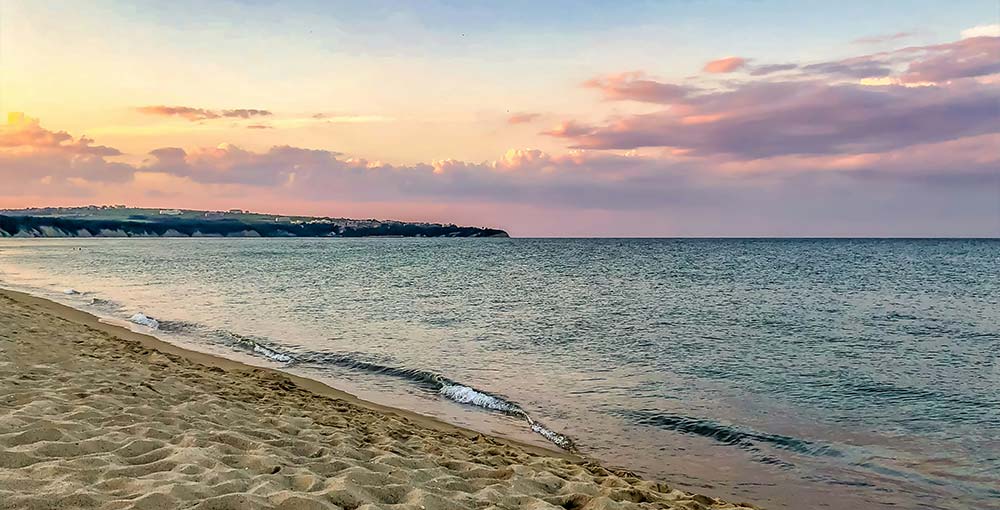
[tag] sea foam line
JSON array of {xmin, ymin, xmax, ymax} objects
[{"xmin": 149, "ymin": 316, "xmax": 577, "ymax": 451}]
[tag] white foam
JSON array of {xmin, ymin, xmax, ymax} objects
[
  {"xmin": 438, "ymin": 384, "xmax": 576, "ymax": 451},
  {"xmin": 439, "ymin": 384, "xmax": 522, "ymax": 414},
  {"xmin": 63, "ymin": 288, "xmax": 79, "ymax": 295},
  {"xmin": 128, "ymin": 313, "xmax": 160, "ymax": 330},
  {"xmin": 530, "ymin": 422, "xmax": 575, "ymax": 450},
  {"xmin": 251, "ymin": 343, "xmax": 293, "ymax": 363}
]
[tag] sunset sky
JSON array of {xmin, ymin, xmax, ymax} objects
[{"xmin": 1, "ymin": 0, "xmax": 998, "ymax": 236}]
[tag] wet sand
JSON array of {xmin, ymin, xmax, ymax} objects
[{"xmin": 0, "ymin": 288, "xmax": 757, "ymax": 509}]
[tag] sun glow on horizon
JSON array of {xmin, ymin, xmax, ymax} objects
[{"xmin": 1, "ymin": 1, "xmax": 998, "ymax": 236}]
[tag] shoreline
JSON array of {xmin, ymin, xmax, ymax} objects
[
  {"xmin": 0, "ymin": 280, "xmax": 576, "ymax": 456},
  {"xmin": 0, "ymin": 286, "xmax": 758, "ymax": 509},
  {"xmin": 0, "ymin": 287, "xmax": 567, "ymax": 460}
]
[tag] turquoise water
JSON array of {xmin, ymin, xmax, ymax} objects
[{"xmin": 1, "ymin": 238, "xmax": 997, "ymax": 509}]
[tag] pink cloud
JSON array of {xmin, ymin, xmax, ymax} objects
[
  {"xmin": 583, "ymin": 72, "xmax": 692, "ymax": 103},
  {"xmin": 551, "ymin": 80, "xmax": 1000, "ymax": 157},
  {"xmin": 540, "ymin": 121, "xmax": 595, "ymax": 138},
  {"xmin": 0, "ymin": 119, "xmax": 131, "ymax": 190},
  {"xmin": 3, "ymin": 108, "xmax": 998, "ymax": 236},
  {"xmin": 0, "ymin": 116, "xmax": 121, "ymax": 157},
  {"xmin": 901, "ymin": 36, "xmax": 1000, "ymax": 83},
  {"xmin": 703, "ymin": 56, "xmax": 747, "ymax": 73},
  {"xmin": 550, "ymin": 34, "xmax": 1000, "ymax": 159}
]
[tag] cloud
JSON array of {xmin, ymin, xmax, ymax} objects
[
  {"xmin": 310, "ymin": 113, "xmax": 393, "ymax": 124},
  {"xmin": 900, "ymin": 36, "xmax": 1000, "ymax": 84},
  {"xmin": 134, "ymin": 136, "xmax": 1000, "ymax": 235},
  {"xmin": 136, "ymin": 106, "xmax": 215, "ymax": 121},
  {"xmin": 552, "ymin": 79, "xmax": 1000, "ymax": 157},
  {"xmin": 2, "ymin": 128, "xmax": 997, "ymax": 235},
  {"xmin": 747, "ymin": 35, "xmax": 1000, "ymax": 82},
  {"xmin": 801, "ymin": 56, "xmax": 892, "ymax": 79},
  {"xmin": 853, "ymin": 32, "xmax": 915, "ymax": 45},
  {"xmin": 1, "ymin": 115, "xmax": 121, "ymax": 157},
  {"xmin": 507, "ymin": 112, "xmax": 541, "ymax": 124},
  {"xmin": 583, "ymin": 71, "xmax": 692, "ymax": 103},
  {"xmin": 147, "ymin": 147, "xmax": 187, "ymax": 163},
  {"xmin": 145, "ymin": 144, "xmax": 343, "ymax": 187},
  {"xmin": 540, "ymin": 121, "xmax": 595, "ymax": 138},
  {"xmin": 220, "ymin": 109, "xmax": 272, "ymax": 119},
  {"xmin": 748, "ymin": 63, "xmax": 799, "ymax": 76},
  {"xmin": 144, "ymin": 189, "xmax": 180, "ymax": 199},
  {"xmin": 136, "ymin": 105, "xmax": 272, "ymax": 122},
  {"xmin": 703, "ymin": 56, "xmax": 746, "ymax": 73},
  {"xmin": 961, "ymin": 24, "xmax": 1000, "ymax": 39},
  {"xmin": 133, "ymin": 140, "xmax": 698, "ymax": 210},
  {"xmin": 0, "ymin": 117, "xmax": 132, "ymax": 190},
  {"xmin": 5, "ymin": 36, "xmax": 997, "ymax": 233},
  {"xmin": 246, "ymin": 124, "xmax": 273, "ymax": 129},
  {"xmin": 548, "ymin": 34, "xmax": 1000, "ymax": 158}
]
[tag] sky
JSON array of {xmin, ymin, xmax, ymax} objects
[{"xmin": 1, "ymin": 0, "xmax": 998, "ymax": 236}]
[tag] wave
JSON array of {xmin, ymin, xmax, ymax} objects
[
  {"xmin": 156, "ymin": 319, "xmax": 202, "ymax": 334},
  {"xmin": 249, "ymin": 342, "xmax": 294, "ymax": 363},
  {"xmin": 128, "ymin": 312, "xmax": 160, "ymax": 330},
  {"xmin": 157, "ymin": 320, "xmax": 295, "ymax": 363},
  {"xmin": 85, "ymin": 296, "xmax": 127, "ymax": 316},
  {"xmin": 292, "ymin": 351, "xmax": 577, "ymax": 451},
  {"xmin": 618, "ymin": 409, "xmax": 841, "ymax": 465},
  {"xmin": 439, "ymin": 383, "xmax": 522, "ymax": 413},
  {"xmin": 153, "ymin": 319, "xmax": 575, "ymax": 450}
]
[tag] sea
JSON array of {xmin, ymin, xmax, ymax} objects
[{"xmin": 0, "ymin": 238, "xmax": 997, "ymax": 510}]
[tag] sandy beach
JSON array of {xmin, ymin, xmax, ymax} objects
[{"xmin": 0, "ymin": 289, "xmax": 756, "ymax": 510}]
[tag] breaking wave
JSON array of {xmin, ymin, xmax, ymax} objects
[
  {"xmin": 293, "ymin": 351, "xmax": 577, "ymax": 451},
  {"xmin": 152, "ymin": 319, "xmax": 575, "ymax": 450},
  {"xmin": 128, "ymin": 312, "xmax": 160, "ymax": 330}
]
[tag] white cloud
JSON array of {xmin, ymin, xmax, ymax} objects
[{"xmin": 961, "ymin": 24, "xmax": 1000, "ymax": 39}]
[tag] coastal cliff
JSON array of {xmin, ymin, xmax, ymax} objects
[{"xmin": 0, "ymin": 209, "xmax": 509, "ymax": 238}]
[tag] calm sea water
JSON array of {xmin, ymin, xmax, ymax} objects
[{"xmin": 1, "ymin": 238, "xmax": 997, "ymax": 509}]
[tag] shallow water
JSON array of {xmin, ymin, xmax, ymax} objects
[{"xmin": 1, "ymin": 238, "xmax": 997, "ymax": 509}]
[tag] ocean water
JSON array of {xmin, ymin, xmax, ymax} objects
[{"xmin": 0, "ymin": 238, "xmax": 997, "ymax": 509}]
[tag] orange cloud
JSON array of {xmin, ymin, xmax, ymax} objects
[
  {"xmin": 1, "ymin": 114, "xmax": 121, "ymax": 157},
  {"xmin": 136, "ymin": 105, "xmax": 272, "ymax": 122},
  {"xmin": 540, "ymin": 121, "xmax": 593, "ymax": 138},
  {"xmin": 507, "ymin": 112, "xmax": 540, "ymax": 124},
  {"xmin": 703, "ymin": 56, "xmax": 747, "ymax": 73},
  {"xmin": 583, "ymin": 71, "xmax": 691, "ymax": 103}
]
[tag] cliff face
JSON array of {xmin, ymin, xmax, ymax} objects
[{"xmin": 0, "ymin": 215, "xmax": 509, "ymax": 239}]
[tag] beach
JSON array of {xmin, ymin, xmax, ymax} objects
[{"xmin": 0, "ymin": 288, "xmax": 755, "ymax": 510}]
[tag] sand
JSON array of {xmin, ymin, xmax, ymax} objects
[{"xmin": 0, "ymin": 289, "xmax": 758, "ymax": 510}]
